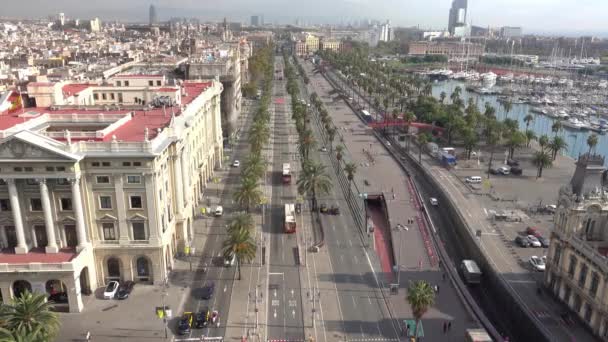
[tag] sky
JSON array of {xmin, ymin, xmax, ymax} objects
[{"xmin": 1, "ymin": 0, "xmax": 607, "ymax": 36}]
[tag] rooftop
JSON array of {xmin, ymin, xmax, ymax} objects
[{"xmin": 0, "ymin": 247, "xmax": 77, "ymax": 264}]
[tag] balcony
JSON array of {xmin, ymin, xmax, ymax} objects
[{"xmin": 569, "ymin": 235, "xmax": 608, "ymax": 274}]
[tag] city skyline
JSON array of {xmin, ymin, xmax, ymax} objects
[{"xmin": 0, "ymin": 0, "xmax": 607, "ymax": 36}]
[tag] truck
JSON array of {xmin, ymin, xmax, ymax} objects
[
  {"xmin": 284, "ymin": 204, "xmax": 296, "ymax": 233},
  {"xmin": 461, "ymin": 259, "xmax": 482, "ymax": 285},
  {"xmin": 282, "ymin": 163, "xmax": 291, "ymax": 185},
  {"xmin": 465, "ymin": 328, "xmax": 492, "ymax": 342}
]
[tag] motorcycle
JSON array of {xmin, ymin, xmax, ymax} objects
[{"xmin": 211, "ymin": 310, "xmax": 220, "ymax": 327}]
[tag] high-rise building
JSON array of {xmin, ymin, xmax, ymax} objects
[
  {"xmin": 448, "ymin": 0, "xmax": 467, "ymax": 35},
  {"xmin": 379, "ymin": 20, "xmax": 393, "ymax": 42},
  {"xmin": 58, "ymin": 12, "xmax": 65, "ymax": 27},
  {"xmin": 149, "ymin": 4, "xmax": 158, "ymax": 27},
  {"xmin": 250, "ymin": 15, "xmax": 260, "ymax": 27}
]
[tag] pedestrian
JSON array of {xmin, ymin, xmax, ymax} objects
[
  {"xmin": 442, "ymin": 272, "xmax": 446, "ymax": 281},
  {"xmin": 443, "ymin": 322, "xmax": 447, "ymax": 333},
  {"xmin": 448, "ymin": 321, "xmax": 452, "ymax": 331}
]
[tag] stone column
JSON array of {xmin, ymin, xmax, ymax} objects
[
  {"xmin": 173, "ymin": 155, "xmax": 185, "ymax": 213},
  {"xmin": 70, "ymin": 176, "xmax": 88, "ymax": 251},
  {"xmin": 0, "ymin": 226, "xmax": 7, "ymax": 249},
  {"xmin": 113, "ymin": 176, "xmax": 129, "ymax": 243},
  {"xmin": 7, "ymin": 179, "xmax": 27, "ymax": 254},
  {"xmin": 180, "ymin": 150, "xmax": 190, "ymax": 207},
  {"xmin": 38, "ymin": 179, "xmax": 58, "ymax": 253},
  {"xmin": 144, "ymin": 173, "xmax": 160, "ymax": 243}
]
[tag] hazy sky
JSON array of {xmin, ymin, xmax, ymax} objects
[{"xmin": 2, "ymin": 0, "xmax": 606, "ymax": 35}]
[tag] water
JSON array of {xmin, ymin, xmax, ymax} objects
[{"xmin": 432, "ymin": 80, "xmax": 608, "ymax": 164}]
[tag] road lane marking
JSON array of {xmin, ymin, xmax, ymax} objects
[
  {"xmin": 292, "ymin": 309, "xmax": 296, "ymax": 318},
  {"xmin": 348, "ymin": 239, "xmax": 353, "ymax": 247},
  {"xmin": 368, "ymin": 296, "xmax": 372, "ymax": 304},
  {"xmin": 483, "ymin": 208, "xmax": 488, "ymax": 216},
  {"xmin": 352, "ymin": 296, "xmax": 357, "ymax": 307}
]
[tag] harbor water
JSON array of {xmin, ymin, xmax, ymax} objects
[{"xmin": 432, "ymin": 80, "xmax": 608, "ymax": 165}]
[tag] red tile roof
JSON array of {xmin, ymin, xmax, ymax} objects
[
  {"xmin": 62, "ymin": 84, "xmax": 91, "ymax": 97},
  {"xmin": 156, "ymin": 87, "xmax": 178, "ymax": 92},
  {"xmin": 0, "ymin": 247, "xmax": 77, "ymax": 264}
]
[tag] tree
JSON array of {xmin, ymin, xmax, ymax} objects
[
  {"xmin": 297, "ymin": 161, "xmax": 333, "ymax": 211},
  {"xmin": 416, "ymin": 133, "xmax": 430, "ymax": 164},
  {"xmin": 506, "ymin": 131, "xmax": 526, "ymax": 159},
  {"xmin": 587, "ymin": 134, "xmax": 599, "ymax": 154},
  {"xmin": 406, "ymin": 281, "xmax": 435, "ymax": 341},
  {"xmin": 524, "ymin": 130, "xmax": 537, "ymax": 148},
  {"xmin": 335, "ymin": 145, "xmax": 344, "ymax": 163},
  {"xmin": 439, "ymin": 91, "xmax": 446, "ymax": 104},
  {"xmin": 485, "ymin": 120, "xmax": 503, "ymax": 178},
  {"xmin": 298, "ymin": 130, "xmax": 316, "ymax": 161},
  {"xmin": 233, "ymin": 177, "xmax": 263, "ymax": 213},
  {"xmin": 461, "ymin": 128, "xmax": 478, "ymax": 159},
  {"xmin": 327, "ymin": 127, "xmax": 336, "ymax": 151},
  {"xmin": 500, "ymin": 100, "xmax": 512, "ymax": 119},
  {"xmin": 551, "ymin": 121, "xmax": 563, "ymax": 136},
  {"xmin": 484, "ymin": 102, "xmax": 496, "ymax": 119},
  {"xmin": 502, "ymin": 118, "xmax": 519, "ymax": 135},
  {"xmin": 0, "ymin": 291, "xmax": 60, "ymax": 342},
  {"xmin": 222, "ymin": 227, "xmax": 256, "ymax": 280},
  {"xmin": 227, "ymin": 212, "xmax": 255, "ymax": 235},
  {"xmin": 549, "ymin": 136, "xmax": 568, "ymax": 160},
  {"xmin": 242, "ymin": 155, "xmax": 266, "ymax": 181},
  {"xmin": 532, "ymin": 150, "xmax": 553, "ymax": 178},
  {"xmin": 524, "ymin": 114, "xmax": 535, "ymax": 130},
  {"xmin": 343, "ymin": 162, "xmax": 357, "ymax": 186}
]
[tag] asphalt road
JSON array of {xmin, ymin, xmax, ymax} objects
[{"xmin": 265, "ymin": 56, "xmax": 305, "ymax": 341}]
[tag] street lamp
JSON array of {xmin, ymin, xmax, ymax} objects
[{"xmin": 393, "ymin": 224, "xmax": 409, "ymax": 287}]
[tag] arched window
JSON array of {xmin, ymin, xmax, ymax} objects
[{"xmin": 12, "ymin": 280, "xmax": 32, "ymax": 299}]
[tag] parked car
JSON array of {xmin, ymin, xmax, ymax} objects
[
  {"xmin": 195, "ymin": 307, "xmax": 211, "ymax": 328},
  {"xmin": 526, "ymin": 226, "xmax": 542, "ymax": 237},
  {"xmin": 103, "ymin": 281, "xmax": 120, "ymax": 299},
  {"xmin": 48, "ymin": 292, "xmax": 68, "ymax": 303},
  {"xmin": 319, "ymin": 203, "xmax": 328, "ymax": 213},
  {"xmin": 539, "ymin": 236, "xmax": 550, "ymax": 248},
  {"xmin": 527, "ymin": 235, "xmax": 542, "ymax": 247},
  {"xmin": 510, "ymin": 167, "xmax": 523, "ymax": 176},
  {"xmin": 515, "ymin": 235, "xmax": 531, "ymax": 247},
  {"xmin": 465, "ymin": 176, "xmax": 482, "ymax": 184},
  {"xmin": 214, "ymin": 206, "xmax": 223, "ymax": 217},
  {"xmin": 116, "ymin": 281, "xmax": 135, "ymax": 300},
  {"xmin": 224, "ymin": 253, "xmax": 236, "ymax": 267},
  {"xmin": 328, "ymin": 205, "xmax": 340, "ymax": 215},
  {"xmin": 232, "ymin": 160, "xmax": 240, "ymax": 167},
  {"xmin": 201, "ymin": 282, "xmax": 215, "ymax": 300},
  {"xmin": 545, "ymin": 204, "xmax": 557, "ymax": 213},
  {"xmin": 498, "ymin": 166, "xmax": 510, "ymax": 175},
  {"xmin": 429, "ymin": 198, "xmax": 439, "ymax": 206},
  {"xmin": 529, "ymin": 256, "xmax": 546, "ymax": 271},
  {"xmin": 178, "ymin": 312, "xmax": 194, "ymax": 335},
  {"xmin": 507, "ymin": 159, "xmax": 520, "ymax": 167},
  {"xmin": 489, "ymin": 168, "xmax": 500, "ymax": 175},
  {"xmin": 319, "ymin": 147, "xmax": 328, "ymax": 152}
]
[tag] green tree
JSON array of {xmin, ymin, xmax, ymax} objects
[
  {"xmin": 538, "ymin": 134, "xmax": 550, "ymax": 151},
  {"xmin": 0, "ymin": 291, "xmax": 60, "ymax": 342},
  {"xmin": 532, "ymin": 150, "xmax": 553, "ymax": 178},
  {"xmin": 298, "ymin": 130, "xmax": 317, "ymax": 161},
  {"xmin": 327, "ymin": 127, "xmax": 336, "ymax": 152},
  {"xmin": 484, "ymin": 102, "xmax": 496, "ymax": 119},
  {"xmin": 343, "ymin": 162, "xmax": 357, "ymax": 186},
  {"xmin": 227, "ymin": 212, "xmax": 255, "ymax": 235},
  {"xmin": 524, "ymin": 114, "xmax": 535, "ymax": 130},
  {"xmin": 506, "ymin": 131, "xmax": 526, "ymax": 159},
  {"xmin": 549, "ymin": 136, "xmax": 568, "ymax": 160},
  {"xmin": 551, "ymin": 121, "xmax": 563, "ymax": 136},
  {"xmin": 416, "ymin": 133, "xmax": 430, "ymax": 164},
  {"xmin": 242, "ymin": 155, "xmax": 266, "ymax": 181},
  {"xmin": 461, "ymin": 128, "xmax": 478, "ymax": 159},
  {"xmin": 242, "ymin": 82, "xmax": 258, "ymax": 98},
  {"xmin": 335, "ymin": 145, "xmax": 345, "ymax": 163},
  {"xmin": 222, "ymin": 227, "xmax": 256, "ymax": 280},
  {"xmin": 587, "ymin": 134, "xmax": 599, "ymax": 154},
  {"xmin": 439, "ymin": 91, "xmax": 446, "ymax": 104},
  {"xmin": 297, "ymin": 161, "xmax": 333, "ymax": 211},
  {"xmin": 406, "ymin": 281, "xmax": 435, "ymax": 341},
  {"xmin": 233, "ymin": 177, "xmax": 263, "ymax": 213},
  {"xmin": 500, "ymin": 100, "xmax": 513, "ymax": 119},
  {"xmin": 525, "ymin": 130, "xmax": 537, "ymax": 148}
]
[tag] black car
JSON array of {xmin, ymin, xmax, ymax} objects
[
  {"xmin": 515, "ymin": 235, "xmax": 531, "ymax": 247},
  {"xmin": 201, "ymin": 282, "xmax": 215, "ymax": 300},
  {"xmin": 510, "ymin": 167, "xmax": 523, "ymax": 176},
  {"xmin": 116, "ymin": 281, "xmax": 135, "ymax": 300},
  {"xmin": 177, "ymin": 312, "xmax": 193, "ymax": 335},
  {"xmin": 48, "ymin": 292, "xmax": 68, "ymax": 303},
  {"xmin": 319, "ymin": 203, "xmax": 328, "ymax": 213},
  {"xmin": 329, "ymin": 206, "xmax": 340, "ymax": 215},
  {"xmin": 507, "ymin": 159, "xmax": 520, "ymax": 167},
  {"xmin": 539, "ymin": 236, "xmax": 550, "ymax": 248},
  {"xmin": 489, "ymin": 168, "xmax": 500, "ymax": 175},
  {"xmin": 195, "ymin": 307, "xmax": 211, "ymax": 328}
]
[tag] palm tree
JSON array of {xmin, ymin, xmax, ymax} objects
[
  {"xmin": 524, "ymin": 130, "xmax": 537, "ymax": 148},
  {"xmin": 549, "ymin": 136, "xmax": 568, "ymax": 160},
  {"xmin": 532, "ymin": 150, "xmax": 553, "ymax": 178},
  {"xmin": 222, "ymin": 228, "xmax": 256, "ymax": 280},
  {"xmin": 227, "ymin": 212, "xmax": 255, "ymax": 235},
  {"xmin": 242, "ymin": 155, "xmax": 266, "ymax": 181},
  {"xmin": 506, "ymin": 131, "xmax": 525, "ymax": 159},
  {"xmin": 461, "ymin": 128, "xmax": 478, "ymax": 159},
  {"xmin": 327, "ymin": 127, "xmax": 336, "ymax": 151},
  {"xmin": 551, "ymin": 121, "xmax": 563, "ymax": 136},
  {"xmin": 500, "ymin": 100, "xmax": 513, "ymax": 119},
  {"xmin": 484, "ymin": 102, "xmax": 496, "ymax": 119},
  {"xmin": 587, "ymin": 134, "xmax": 599, "ymax": 154},
  {"xmin": 233, "ymin": 177, "xmax": 263, "ymax": 212},
  {"xmin": 298, "ymin": 130, "xmax": 316, "ymax": 161},
  {"xmin": 524, "ymin": 114, "xmax": 535, "ymax": 130},
  {"xmin": 0, "ymin": 291, "xmax": 60, "ymax": 342},
  {"xmin": 343, "ymin": 162, "xmax": 357, "ymax": 186},
  {"xmin": 538, "ymin": 134, "xmax": 550, "ymax": 151},
  {"xmin": 335, "ymin": 145, "xmax": 345, "ymax": 164},
  {"xmin": 416, "ymin": 133, "xmax": 430, "ymax": 164},
  {"xmin": 439, "ymin": 91, "xmax": 446, "ymax": 104},
  {"xmin": 297, "ymin": 161, "xmax": 333, "ymax": 211},
  {"xmin": 406, "ymin": 281, "xmax": 435, "ymax": 341}
]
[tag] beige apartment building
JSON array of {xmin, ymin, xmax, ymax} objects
[
  {"xmin": 0, "ymin": 77, "xmax": 223, "ymax": 313},
  {"xmin": 545, "ymin": 154, "xmax": 608, "ymax": 339}
]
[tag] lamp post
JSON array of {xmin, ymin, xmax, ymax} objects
[{"xmin": 394, "ymin": 224, "xmax": 409, "ymax": 287}]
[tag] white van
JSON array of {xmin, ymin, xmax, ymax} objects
[
  {"xmin": 465, "ymin": 176, "xmax": 482, "ymax": 184},
  {"xmin": 214, "ymin": 206, "xmax": 223, "ymax": 216}
]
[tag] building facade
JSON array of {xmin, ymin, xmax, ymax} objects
[
  {"xmin": 320, "ymin": 39, "xmax": 341, "ymax": 53},
  {"xmin": 379, "ymin": 21, "xmax": 393, "ymax": 42},
  {"xmin": 0, "ymin": 80, "xmax": 223, "ymax": 313},
  {"xmin": 545, "ymin": 154, "xmax": 608, "ymax": 339},
  {"xmin": 448, "ymin": 0, "xmax": 467, "ymax": 35},
  {"xmin": 408, "ymin": 41, "xmax": 484, "ymax": 59}
]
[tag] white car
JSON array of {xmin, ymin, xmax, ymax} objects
[
  {"xmin": 527, "ymin": 235, "xmax": 542, "ymax": 247},
  {"xmin": 232, "ymin": 160, "xmax": 240, "ymax": 167},
  {"xmin": 320, "ymin": 147, "xmax": 328, "ymax": 152},
  {"xmin": 224, "ymin": 253, "xmax": 236, "ymax": 267},
  {"xmin": 529, "ymin": 256, "xmax": 546, "ymax": 271},
  {"xmin": 214, "ymin": 206, "xmax": 224, "ymax": 217},
  {"xmin": 103, "ymin": 281, "xmax": 120, "ymax": 299},
  {"xmin": 429, "ymin": 198, "xmax": 438, "ymax": 206},
  {"xmin": 386, "ymin": 141, "xmax": 391, "ymax": 146}
]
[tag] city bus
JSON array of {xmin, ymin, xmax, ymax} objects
[{"xmin": 284, "ymin": 203, "xmax": 296, "ymax": 234}]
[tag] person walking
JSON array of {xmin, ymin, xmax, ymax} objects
[
  {"xmin": 448, "ymin": 321, "xmax": 452, "ymax": 331},
  {"xmin": 443, "ymin": 322, "xmax": 447, "ymax": 334}
]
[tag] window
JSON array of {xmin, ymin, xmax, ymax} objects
[
  {"xmin": 110, "ymin": 93, "xmax": 115, "ymax": 100},
  {"xmin": 24, "ymin": 167, "xmax": 33, "ymax": 172},
  {"xmin": 159, "ymin": 189, "xmax": 163, "ymax": 201},
  {"xmin": 148, "ymin": 80, "xmax": 154, "ymax": 86},
  {"xmin": 574, "ymin": 295, "xmax": 582, "ymax": 313},
  {"xmin": 564, "ymin": 285, "xmax": 572, "ymax": 303},
  {"xmin": 127, "ymin": 175, "xmax": 141, "ymax": 184},
  {"xmin": 568, "ymin": 255, "xmax": 577, "ymax": 277},
  {"xmin": 102, "ymin": 222, "xmax": 116, "ymax": 240},
  {"xmin": 92, "ymin": 162, "xmax": 100, "ymax": 167},
  {"xmin": 579, "ymin": 264, "xmax": 588, "ymax": 288},
  {"xmin": 125, "ymin": 81, "xmax": 130, "ymax": 86},
  {"xmin": 96, "ymin": 176, "xmax": 110, "ymax": 184},
  {"xmin": 157, "ymin": 80, "xmax": 162, "ymax": 86},
  {"xmin": 584, "ymin": 304, "xmax": 593, "ymax": 323},
  {"xmin": 102, "ymin": 162, "xmax": 111, "ymax": 167},
  {"xmin": 590, "ymin": 273, "xmax": 600, "ymax": 298},
  {"xmin": 102, "ymin": 93, "xmax": 107, "ymax": 100},
  {"xmin": 118, "ymin": 93, "xmax": 123, "ymax": 103},
  {"xmin": 116, "ymin": 81, "xmax": 122, "ymax": 86},
  {"xmin": 25, "ymin": 179, "xmax": 36, "ymax": 185},
  {"xmin": 130, "ymin": 196, "xmax": 143, "ymax": 209},
  {"xmin": 56, "ymin": 166, "xmax": 65, "ymax": 172},
  {"xmin": 132, "ymin": 222, "xmax": 146, "ymax": 240},
  {"xmin": 46, "ymin": 166, "xmax": 54, "ymax": 172},
  {"xmin": 30, "ymin": 198, "xmax": 42, "ymax": 211},
  {"xmin": 122, "ymin": 162, "xmax": 131, "ymax": 167},
  {"xmin": 60, "ymin": 198, "xmax": 72, "ymax": 211},
  {"xmin": 56, "ymin": 178, "xmax": 69, "ymax": 185},
  {"xmin": 0, "ymin": 199, "xmax": 11, "ymax": 211},
  {"xmin": 99, "ymin": 196, "xmax": 112, "ymax": 209},
  {"xmin": 93, "ymin": 93, "xmax": 99, "ymax": 100},
  {"xmin": 133, "ymin": 161, "xmax": 142, "ymax": 167},
  {"xmin": 13, "ymin": 167, "xmax": 22, "ymax": 172}
]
